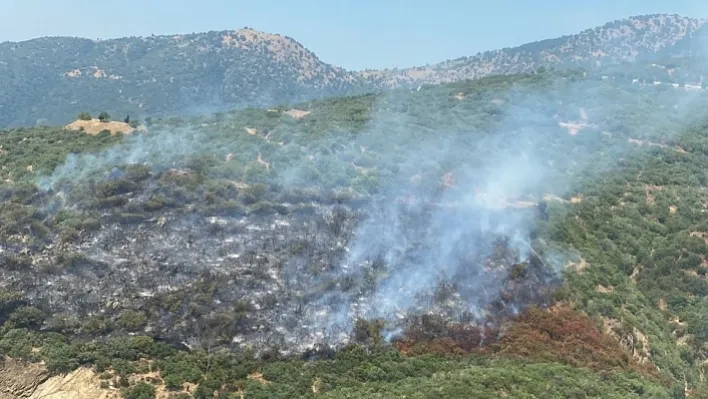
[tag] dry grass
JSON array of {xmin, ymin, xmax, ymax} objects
[
  {"xmin": 65, "ymin": 119, "xmax": 144, "ymax": 136},
  {"xmin": 570, "ymin": 195, "xmax": 583, "ymax": 204},
  {"xmin": 630, "ymin": 264, "xmax": 642, "ymax": 283},
  {"xmin": 558, "ymin": 108, "xmax": 590, "ymax": 136},
  {"xmin": 256, "ymin": 153, "xmax": 270, "ymax": 170},
  {"xmin": 567, "ymin": 258, "xmax": 588, "ymax": 274},
  {"xmin": 558, "ymin": 121, "xmax": 586, "ymax": 136},
  {"xmin": 691, "ymin": 231, "xmax": 708, "ymax": 245},
  {"xmin": 230, "ymin": 181, "xmax": 250, "ymax": 190},
  {"xmin": 644, "ymin": 184, "xmax": 664, "ymax": 205},
  {"xmin": 601, "ymin": 318, "xmax": 652, "ymax": 364},
  {"xmin": 628, "ymin": 137, "xmax": 687, "ymax": 153},
  {"xmin": 595, "ymin": 284, "xmax": 614, "ymax": 293},
  {"xmin": 247, "ymin": 372, "xmax": 269, "ymax": 385},
  {"xmin": 64, "ymin": 68, "xmax": 122, "ymax": 80},
  {"xmin": 284, "ymin": 109, "xmax": 311, "ymax": 119},
  {"xmin": 352, "ymin": 163, "xmax": 376, "ymax": 176},
  {"xmin": 311, "ymin": 377, "xmax": 321, "ymax": 395},
  {"xmin": 632, "ymin": 328, "xmax": 652, "ymax": 364},
  {"xmin": 543, "ymin": 193, "xmax": 582, "ymax": 204}
]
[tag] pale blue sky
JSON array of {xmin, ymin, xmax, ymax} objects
[{"xmin": 1, "ymin": 0, "xmax": 707, "ymax": 70}]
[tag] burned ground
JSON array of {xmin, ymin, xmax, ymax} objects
[{"xmin": 0, "ymin": 165, "xmax": 560, "ymax": 357}]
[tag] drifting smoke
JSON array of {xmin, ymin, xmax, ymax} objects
[
  {"xmin": 34, "ymin": 71, "xmax": 708, "ymax": 348},
  {"xmin": 37, "ymin": 128, "xmax": 202, "ymax": 192},
  {"xmin": 283, "ymin": 88, "xmax": 565, "ymax": 339},
  {"xmin": 278, "ymin": 76, "xmax": 708, "ymax": 341}
]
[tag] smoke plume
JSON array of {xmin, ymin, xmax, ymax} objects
[{"xmin": 34, "ymin": 71, "xmax": 708, "ymax": 348}]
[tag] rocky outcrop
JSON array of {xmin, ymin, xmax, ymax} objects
[
  {"xmin": 0, "ymin": 359, "xmax": 115, "ymax": 399},
  {"xmin": 28, "ymin": 368, "xmax": 115, "ymax": 399},
  {"xmin": 0, "ymin": 358, "xmax": 49, "ymax": 399}
]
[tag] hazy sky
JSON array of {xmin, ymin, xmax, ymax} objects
[{"xmin": 1, "ymin": 0, "xmax": 707, "ymax": 70}]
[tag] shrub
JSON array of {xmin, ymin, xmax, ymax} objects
[
  {"xmin": 77, "ymin": 112, "xmax": 92, "ymax": 121},
  {"xmin": 123, "ymin": 382, "xmax": 156, "ymax": 399}
]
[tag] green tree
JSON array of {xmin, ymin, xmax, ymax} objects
[
  {"xmin": 6, "ymin": 306, "xmax": 46, "ymax": 330},
  {"xmin": 117, "ymin": 309, "xmax": 147, "ymax": 331},
  {"xmin": 123, "ymin": 382, "xmax": 156, "ymax": 399},
  {"xmin": 77, "ymin": 112, "xmax": 92, "ymax": 121},
  {"xmin": 98, "ymin": 111, "xmax": 110, "ymax": 122}
]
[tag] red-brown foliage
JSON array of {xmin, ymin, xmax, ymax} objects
[
  {"xmin": 394, "ymin": 337, "xmax": 468, "ymax": 357},
  {"xmin": 393, "ymin": 307, "xmax": 659, "ymax": 380},
  {"xmin": 496, "ymin": 307, "xmax": 658, "ymax": 378},
  {"xmin": 393, "ymin": 314, "xmax": 500, "ymax": 357}
]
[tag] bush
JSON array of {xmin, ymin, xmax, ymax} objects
[
  {"xmin": 58, "ymin": 227, "xmax": 80, "ymax": 244},
  {"xmin": 118, "ymin": 310, "xmax": 148, "ymax": 332},
  {"xmin": 123, "ymin": 382, "xmax": 156, "ymax": 399},
  {"xmin": 6, "ymin": 306, "xmax": 46, "ymax": 330}
]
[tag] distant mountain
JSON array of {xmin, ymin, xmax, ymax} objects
[
  {"xmin": 364, "ymin": 14, "xmax": 707, "ymax": 87},
  {"xmin": 0, "ymin": 28, "xmax": 365, "ymax": 127},
  {"xmin": 658, "ymin": 18, "xmax": 708, "ymax": 58},
  {"xmin": 1, "ymin": 14, "xmax": 708, "ymax": 127}
]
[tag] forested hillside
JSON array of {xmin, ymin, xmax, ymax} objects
[
  {"xmin": 3, "ymin": 13, "xmax": 708, "ymax": 130},
  {"xmin": 1, "ymin": 68, "xmax": 708, "ymax": 397},
  {"xmin": 0, "ymin": 28, "xmax": 365, "ymax": 128},
  {"xmin": 364, "ymin": 14, "xmax": 707, "ymax": 86}
]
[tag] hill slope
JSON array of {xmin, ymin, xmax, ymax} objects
[
  {"xmin": 0, "ymin": 28, "xmax": 363, "ymax": 127},
  {"xmin": 4, "ymin": 68, "xmax": 708, "ymax": 396},
  {"xmin": 367, "ymin": 14, "xmax": 707, "ymax": 87}
]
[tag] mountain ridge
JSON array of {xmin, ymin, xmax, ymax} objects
[
  {"xmin": 0, "ymin": 13, "xmax": 707, "ymax": 127},
  {"xmin": 366, "ymin": 14, "xmax": 708, "ymax": 87}
]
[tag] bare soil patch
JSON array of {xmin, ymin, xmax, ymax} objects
[
  {"xmin": 247, "ymin": 372, "xmax": 269, "ymax": 385},
  {"xmin": 629, "ymin": 137, "xmax": 687, "ymax": 153},
  {"xmin": 630, "ymin": 264, "xmax": 642, "ymax": 283},
  {"xmin": 690, "ymin": 231, "xmax": 708, "ymax": 245},
  {"xmin": 644, "ymin": 184, "xmax": 664, "ymax": 205},
  {"xmin": 65, "ymin": 119, "xmax": 144, "ymax": 136},
  {"xmin": 566, "ymin": 258, "xmax": 588, "ymax": 274},
  {"xmin": 595, "ymin": 284, "xmax": 614, "ymax": 293},
  {"xmin": 284, "ymin": 109, "xmax": 311, "ymax": 119},
  {"xmin": 27, "ymin": 367, "xmax": 115, "ymax": 399},
  {"xmin": 558, "ymin": 121, "xmax": 586, "ymax": 136}
]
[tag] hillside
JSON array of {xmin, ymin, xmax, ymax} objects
[
  {"xmin": 4, "ymin": 67, "xmax": 708, "ymax": 397},
  {"xmin": 367, "ymin": 14, "xmax": 708, "ymax": 87},
  {"xmin": 3, "ymin": 14, "xmax": 708, "ymax": 129},
  {"xmin": 0, "ymin": 28, "xmax": 364, "ymax": 127}
]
